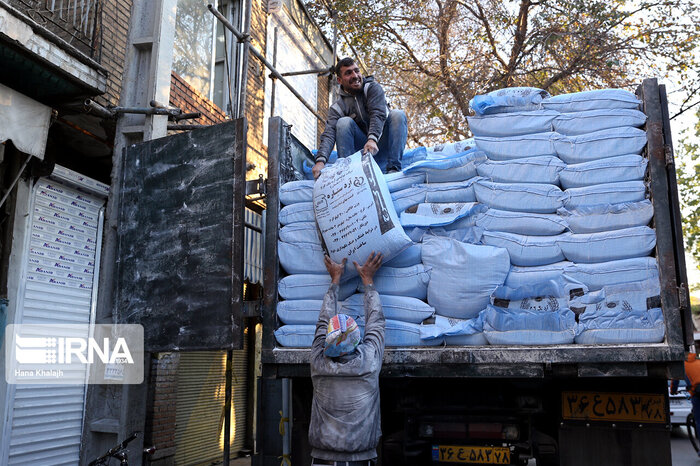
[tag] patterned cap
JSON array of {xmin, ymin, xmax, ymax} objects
[{"xmin": 324, "ymin": 314, "xmax": 361, "ymax": 357}]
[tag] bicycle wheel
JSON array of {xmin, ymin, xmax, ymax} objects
[{"xmin": 687, "ymin": 413, "xmax": 700, "ymax": 453}]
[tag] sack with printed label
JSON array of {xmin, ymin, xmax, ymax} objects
[
  {"xmin": 553, "ymin": 109, "xmax": 646, "ymax": 135},
  {"xmin": 474, "ymin": 133, "xmax": 557, "ymax": 161},
  {"xmin": 477, "ymin": 156, "xmax": 565, "ymax": 185},
  {"xmin": 400, "ymin": 202, "xmax": 488, "ymax": 228},
  {"xmin": 490, "ymin": 276, "xmax": 587, "ymax": 312},
  {"xmin": 482, "ymin": 305, "xmax": 578, "ymax": 345},
  {"xmin": 314, "ymin": 151, "xmax": 411, "ymax": 273},
  {"xmin": 469, "ymin": 87, "xmax": 550, "ymax": 115},
  {"xmin": 391, "ymin": 186, "xmax": 427, "ymax": 213},
  {"xmin": 420, "ymin": 314, "xmax": 487, "ymax": 346},
  {"xmin": 427, "ymin": 139, "xmax": 476, "ymax": 157},
  {"xmin": 559, "ymin": 154, "xmax": 647, "ymax": 189},
  {"xmin": 420, "ymin": 178, "xmax": 483, "ymax": 203},
  {"xmin": 422, "ymin": 235, "xmax": 510, "ymax": 319},
  {"xmin": 476, "ymin": 209, "xmax": 568, "ymax": 236},
  {"xmin": 570, "ymin": 277, "xmax": 661, "ymax": 315},
  {"xmin": 468, "ymin": 110, "xmax": 559, "ymax": 137},
  {"xmin": 557, "ymin": 226, "xmax": 656, "ymax": 263},
  {"xmin": 542, "ymin": 89, "xmax": 641, "ymax": 113},
  {"xmin": 558, "ymin": 200, "xmax": 653, "ymax": 234},
  {"xmin": 575, "ymin": 307, "xmax": 664, "ymax": 344}
]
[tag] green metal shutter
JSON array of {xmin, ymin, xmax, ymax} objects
[{"xmin": 174, "ymin": 334, "xmax": 248, "ymax": 465}]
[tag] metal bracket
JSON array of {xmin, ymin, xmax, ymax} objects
[
  {"xmin": 246, "ymin": 175, "xmax": 266, "ymax": 197},
  {"xmin": 664, "ymin": 144, "xmax": 674, "ymax": 167}
]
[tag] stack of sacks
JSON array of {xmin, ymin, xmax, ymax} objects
[
  {"xmin": 572, "ymin": 278, "xmax": 664, "ymax": 344},
  {"xmin": 481, "ymin": 277, "xmax": 584, "ymax": 345},
  {"xmin": 467, "ymin": 87, "xmax": 661, "ymax": 345},
  {"xmin": 277, "ymin": 151, "xmax": 442, "ymax": 347},
  {"xmin": 276, "ymin": 179, "xmax": 361, "ymax": 347},
  {"xmin": 468, "ymin": 87, "xmax": 569, "ymax": 290}
]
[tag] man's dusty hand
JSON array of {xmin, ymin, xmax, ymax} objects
[
  {"xmin": 353, "ymin": 251, "xmax": 383, "ymax": 286},
  {"xmin": 312, "ymin": 161, "xmax": 325, "ymax": 180},
  {"xmin": 324, "ymin": 255, "xmax": 346, "ymax": 284},
  {"xmin": 363, "ymin": 139, "xmax": 379, "ymax": 156}
]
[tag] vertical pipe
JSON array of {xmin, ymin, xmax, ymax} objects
[
  {"xmin": 223, "ymin": 349, "xmax": 233, "ymax": 466},
  {"xmin": 237, "ymin": 0, "xmax": 253, "ymax": 119},
  {"xmin": 270, "ymin": 26, "xmax": 278, "ymax": 117},
  {"xmin": 281, "ymin": 378, "xmax": 290, "ymax": 460}
]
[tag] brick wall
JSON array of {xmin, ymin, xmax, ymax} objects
[
  {"xmin": 95, "ymin": 0, "xmax": 132, "ymax": 107},
  {"xmin": 243, "ymin": 0, "xmax": 268, "ymax": 182},
  {"xmin": 169, "ymin": 72, "xmax": 229, "ymax": 125},
  {"xmin": 145, "ymin": 352, "xmax": 180, "ymax": 465}
]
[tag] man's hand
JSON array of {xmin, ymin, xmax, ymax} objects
[
  {"xmin": 354, "ymin": 251, "xmax": 383, "ymax": 286},
  {"xmin": 312, "ymin": 161, "xmax": 325, "ymax": 180},
  {"xmin": 363, "ymin": 139, "xmax": 379, "ymax": 156},
  {"xmin": 324, "ymin": 255, "xmax": 346, "ymax": 284}
]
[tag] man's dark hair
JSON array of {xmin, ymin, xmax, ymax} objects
[{"xmin": 335, "ymin": 57, "xmax": 356, "ymax": 76}]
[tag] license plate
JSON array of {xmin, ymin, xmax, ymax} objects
[
  {"xmin": 432, "ymin": 445, "xmax": 510, "ymax": 464},
  {"xmin": 562, "ymin": 391, "xmax": 666, "ymax": 423}
]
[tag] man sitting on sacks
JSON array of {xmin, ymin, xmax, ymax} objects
[
  {"xmin": 312, "ymin": 57, "xmax": 407, "ymax": 179},
  {"xmin": 309, "ymin": 252, "xmax": 385, "ymax": 466}
]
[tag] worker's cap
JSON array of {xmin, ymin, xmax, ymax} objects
[{"xmin": 324, "ymin": 314, "xmax": 361, "ymax": 357}]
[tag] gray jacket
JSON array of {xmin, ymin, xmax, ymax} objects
[
  {"xmin": 315, "ymin": 76, "xmax": 390, "ymax": 164},
  {"xmin": 309, "ymin": 283, "xmax": 386, "ymax": 461}
]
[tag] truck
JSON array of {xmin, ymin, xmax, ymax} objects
[
  {"xmin": 111, "ymin": 78, "xmax": 691, "ymax": 466},
  {"xmin": 253, "ymin": 78, "xmax": 693, "ymax": 466}
]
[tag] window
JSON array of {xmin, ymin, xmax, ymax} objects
[{"xmin": 173, "ymin": 0, "xmax": 243, "ymax": 113}]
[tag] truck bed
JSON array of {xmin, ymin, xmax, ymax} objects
[{"xmin": 261, "ymin": 78, "xmax": 691, "ymax": 380}]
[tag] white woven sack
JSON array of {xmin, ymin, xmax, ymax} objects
[
  {"xmin": 279, "ymin": 180, "xmax": 315, "ymax": 205},
  {"xmin": 279, "ymin": 202, "xmax": 315, "ymax": 225},
  {"xmin": 474, "ymin": 180, "xmax": 565, "ymax": 214},
  {"xmin": 476, "ymin": 156, "xmax": 565, "ymax": 184},
  {"xmin": 559, "ymin": 155, "xmax": 647, "ymax": 189},
  {"xmin": 481, "ymin": 231, "xmax": 565, "ymax": 267},
  {"xmin": 553, "ymin": 127, "xmax": 647, "ymax": 164},
  {"xmin": 563, "ymin": 181, "xmax": 646, "ymax": 209},
  {"xmin": 553, "ymin": 109, "xmax": 646, "ymax": 135},
  {"xmin": 467, "ymin": 110, "xmax": 559, "ymax": 137},
  {"xmin": 557, "ymin": 226, "xmax": 656, "ymax": 263},
  {"xmin": 279, "ymin": 222, "xmax": 321, "ymax": 244},
  {"xmin": 314, "ymin": 151, "xmax": 411, "ymax": 273},
  {"xmin": 422, "ymin": 235, "xmax": 510, "ymax": 319},
  {"xmin": 278, "ymin": 274, "xmax": 359, "ymax": 300},
  {"xmin": 542, "ymin": 89, "xmax": 641, "ymax": 113},
  {"xmin": 476, "ymin": 209, "xmax": 568, "ymax": 236},
  {"xmin": 474, "ymin": 132, "xmax": 557, "ymax": 161},
  {"xmin": 557, "ymin": 200, "xmax": 653, "ymax": 234},
  {"xmin": 564, "ymin": 257, "xmax": 659, "ymax": 291}
]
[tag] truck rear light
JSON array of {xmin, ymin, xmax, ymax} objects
[
  {"xmin": 431, "ymin": 422, "xmax": 468, "ymax": 439},
  {"xmin": 502, "ymin": 424, "xmax": 519, "ymax": 441}
]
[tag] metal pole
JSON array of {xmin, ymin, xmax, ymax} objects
[
  {"xmin": 207, "ymin": 4, "xmax": 326, "ymax": 123},
  {"xmin": 270, "ymin": 26, "xmax": 278, "ymax": 118},
  {"xmin": 281, "ymin": 67, "xmax": 333, "ymax": 77},
  {"xmin": 237, "ymin": 0, "xmax": 252, "ymax": 119},
  {"xmin": 223, "ymin": 349, "xmax": 233, "ymax": 466},
  {"xmin": 0, "ymin": 154, "xmax": 32, "ymax": 210}
]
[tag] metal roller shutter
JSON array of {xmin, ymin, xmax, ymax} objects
[
  {"xmin": 174, "ymin": 331, "xmax": 248, "ymax": 465},
  {"xmin": 3, "ymin": 169, "xmax": 107, "ymax": 465}
]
